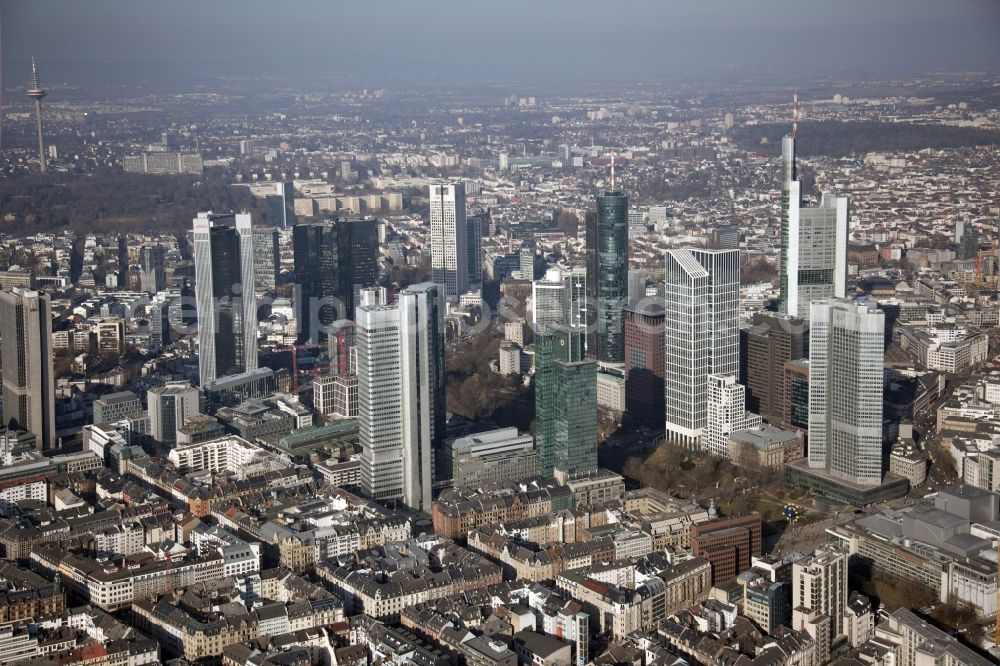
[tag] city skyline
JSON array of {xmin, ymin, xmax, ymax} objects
[{"xmin": 0, "ymin": 4, "xmax": 997, "ymax": 661}]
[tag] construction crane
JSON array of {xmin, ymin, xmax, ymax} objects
[
  {"xmin": 276, "ymin": 343, "xmax": 325, "ymax": 393},
  {"xmin": 974, "ymin": 224, "xmax": 999, "ymax": 290}
]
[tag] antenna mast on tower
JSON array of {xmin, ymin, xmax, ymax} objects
[{"xmin": 792, "ymin": 92, "xmax": 798, "ymax": 139}]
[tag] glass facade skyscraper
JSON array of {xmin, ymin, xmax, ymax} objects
[
  {"xmin": 399, "ymin": 283, "xmax": 446, "ymax": 510},
  {"xmin": 808, "ymin": 299, "xmax": 885, "ymax": 486},
  {"xmin": 466, "ymin": 212, "xmax": 486, "ymax": 289},
  {"xmin": 664, "ymin": 248, "xmax": 740, "ymax": 449},
  {"xmin": 357, "ymin": 282, "xmax": 445, "ymax": 511},
  {"xmin": 193, "ymin": 212, "xmax": 257, "ymax": 386},
  {"xmin": 251, "ymin": 227, "xmax": 280, "ymax": 292},
  {"xmin": 779, "ymin": 134, "xmax": 849, "ymax": 319},
  {"xmin": 293, "ymin": 219, "xmax": 378, "ymax": 343},
  {"xmin": 265, "ymin": 181, "xmax": 297, "ymax": 228},
  {"xmin": 139, "ymin": 244, "xmax": 165, "ymax": 294},
  {"xmin": 535, "ymin": 327, "xmax": 597, "ymax": 479},
  {"xmin": 595, "ymin": 191, "xmax": 628, "ymax": 364}
]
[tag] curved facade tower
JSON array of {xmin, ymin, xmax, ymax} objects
[{"xmin": 595, "ymin": 190, "xmax": 628, "ymax": 364}]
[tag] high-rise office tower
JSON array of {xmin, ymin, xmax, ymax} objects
[
  {"xmin": 0, "ymin": 289, "xmax": 55, "ymax": 449},
  {"xmin": 783, "ymin": 359, "xmax": 810, "ymax": 432},
  {"xmin": 251, "ymin": 227, "xmax": 280, "ymax": 292},
  {"xmin": 532, "ymin": 268, "xmax": 567, "ymax": 331},
  {"xmin": 116, "ymin": 236, "xmax": 129, "ymax": 289},
  {"xmin": 584, "ymin": 211, "xmax": 599, "ymax": 356},
  {"xmin": 265, "ymin": 181, "xmax": 297, "ymax": 228},
  {"xmin": 26, "ymin": 59, "xmax": 47, "ymax": 175},
  {"xmin": 563, "ymin": 267, "xmax": 588, "ymax": 361},
  {"xmin": 595, "ymin": 190, "xmax": 628, "ymax": 364},
  {"xmin": 955, "ymin": 221, "xmax": 980, "ymax": 261},
  {"xmin": 293, "ymin": 219, "xmax": 378, "ymax": 343},
  {"xmin": 466, "ymin": 212, "xmax": 486, "ymax": 290},
  {"xmin": 779, "ymin": 133, "xmax": 849, "ymax": 319},
  {"xmin": 664, "ymin": 248, "xmax": 740, "ymax": 448},
  {"xmin": 357, "ymin": 301, "xmax": 402, "ymax": 503},
  {"xmin": 624, "ymin": 300, "xmax": 665, "ymax": 428},
  {"xmin": 705, "ymin": 374, "xmax": 762, "ymax": 459},
  {"xmin": 516, "ymin": 243, "xmax": 536, "ymax": 281},
  {"xmin": 792, "ymin": 545, "xmax": 848, "ymax": 659},
  {"xmin": 148, "ymin": 381, "xmax": 200, "ymax": 445},
  {"xmin": 192, "ymin": 212, "xmax": 257, "ymax": 386},
  {"xmin": 398, "ymin": 283, "xmax": 445, "ymax": 511},
  {"xmin": 139, "ymin": 245, "xmax": 166, "ymax": 294},
  {"xmin": 808, "ymin": 299, "xmax": 884, "ymax": 486},
  {"xmin": 429, "ymin": 182, "xmax": 468, "ymax": 303},
  {"xmin": 535, "ymin": 327, "xmax": 598, "ymax": 480},
  {"xmin": 530, "ymin": 268, "xmax": 587, "ymax": 360},
  {"xmin": 147, "ymin": 298, "xmax": 170, "ymax": 352},
  {"xmin": 357, "ymin": 282, "xmax": 445, "ymax": 511},
  {"xmin": 740, "ymin": 312, "xmax": 808, "ymax": 427}
]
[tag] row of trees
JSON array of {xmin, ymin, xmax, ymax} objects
[
  {"xmin": 0, "ymin": 168, "xmax": 255, "ymax": 233},
  {"xmin": 732, "ymin": 121, "xmax": 1000, "ymax": 159}
]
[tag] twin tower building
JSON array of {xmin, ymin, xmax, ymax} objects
[{"xmin": 191, "ymin": 210, "xmax": 442, "ymax": 512}]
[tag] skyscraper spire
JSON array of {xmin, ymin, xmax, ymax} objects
[
  {"xmin": 610, "ymin": 151, "xmax": 616, "ymax": 190},
  {"xmin": 792, "ymin": 91, "xmax": 798, "ymax": 139},
  {"xmin": 26, "ymin": 57, "xmax": 47, "ymax": 175}
]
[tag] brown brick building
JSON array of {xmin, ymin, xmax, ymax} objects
[
  {"xmin": 690, "ymin": 513, "xmax": 762, "ymax": 584},
  {"xmin": 739, "ymin": 313, "xmax": 807, "ymax": 427},
  {"xmin": 624, "ymin": 301, "xmax": 665, "ymax": 427}
]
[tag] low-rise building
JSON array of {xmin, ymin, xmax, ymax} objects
[
  {"xmin": 444, "ymin": 428, "xmax": 538, "ymax": 489},
  {"xmin": 316, "ymin": 537, "xmax": 502, "ymax": 621},
  {"xmin": 727, "ymin": 425, "xmax": 805, "ymax": 469}
]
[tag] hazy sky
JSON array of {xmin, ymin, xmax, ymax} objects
[{"xmin": 5, "ymin": 0, "xmax": 1000, "ymax": 85}]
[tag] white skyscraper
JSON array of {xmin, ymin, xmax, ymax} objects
[
  {"xmin": 399, "ymin": 283, "xmax": 445, "ymax": 511},
  {"xmin": 532, "ymin": 268, "xmax": 567, "ymax": 331},
  {"xmin": 779, "ymin": 134, "xmax": 849, "ymax": 319},
  {"xmin": 357, "ymin": 303, "xmax": 403, "ymax": 502},
  {"xmin": 193, "ymin": 212, "xmax": 257, "ymax": 385},
  {"xmin": 705, "ymin": 374, "xmax": 762, "ymax": 459},
  {"xmin": 808, "ymin": 299, "xmax": 885, "ymax": 486},
  {"xmin": 429, "ymin": 182, "xmax": 469, "ymax": 303},
  {"xmin": 664, "ymin": 248, "xmax": 740, "ymax": 449},
  {"xmin": 357, "ymin": 282, "xmax": 445, "ymax": 511}
]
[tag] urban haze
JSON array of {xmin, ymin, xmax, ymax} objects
[{"xmin": 0, "ymin": 2, "xmax": 998, "ymax": 666}]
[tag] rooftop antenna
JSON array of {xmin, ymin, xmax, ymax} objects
[
  {"xmin": 610, "ymin": 151, "xmax": 616, "ymax": 190},
  {"xmin": 791, "ymin": 91, "xmax": 798, "ymax": 139}
]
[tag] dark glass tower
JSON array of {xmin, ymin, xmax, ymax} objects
[
  {"xmin": 584, "ymin": 211, "xmax": 599, "ymax": 357},
  {"xmin": 266, "ymin": 181, "xmax": 297, "ymax": 228},
  {"xmin": 207, "ymin": 225, "xmax": 243, "ymax": 376},
  {"xmin": 192, "ymin": 212, "xmax": 257, "ymax": 386},
  {"xmin": 595, "ymin": 191, "xmax": 629, "ymax": 363},
  {"xmin": 139, "ymin": 245, "xmax": 166, "ymax": 294},
  {"xmin": 535, "ymin": 326, "xmax": 597, "ymax": 479},
  {"xmin": 466, "ymin": 213, "xmax": 486, "ymax": 287},
  {"xmin": 739, "ymin": 312, "xmax": 808, "ymax": 427},
  {"xmin": 293, "ymin": 219, "xmax": 378, "ymax": 343}
]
